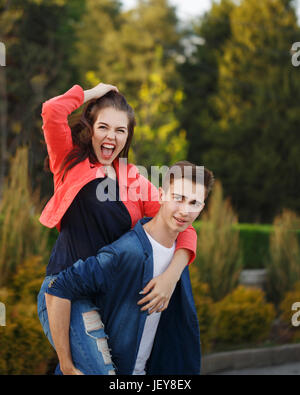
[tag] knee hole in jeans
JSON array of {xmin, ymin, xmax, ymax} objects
[{"xmin": 82, "ymin": 310, "xmax": 115, "ymax": 371}]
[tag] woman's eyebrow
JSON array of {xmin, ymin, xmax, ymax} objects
[{"xmin": 97, "ymin": 121, "xmax": 127, "ymax": 129}]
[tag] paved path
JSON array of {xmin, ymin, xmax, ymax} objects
[{"xmin": 213, "ymin": 362, "xmax": 300, "ymax": 375}]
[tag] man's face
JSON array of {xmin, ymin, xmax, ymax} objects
[{"xmin": 159, "ymin": 178, "xmax": 205, "ymax": 233}]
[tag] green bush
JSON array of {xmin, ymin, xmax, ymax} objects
[
  {"xmin": 189, "ymin": 264, "xmax": 215, "ymax": 353},
  {"xmin": 237, "ymin": 223, "xmax": 272, "ymax": 269},
  {"xmin": 212, "ymin": 285, "xmax": 275, "ymax": 347},
  {"xmin": 279, "ymin": 282, "xmax": 300, "ymax": 342},
  {"xmin": 0, "ymin": 256, "xmax": 55, "ymax": 374},
  {"xmin": 0, "ymin": 147, "xmax": 50, "ymax": 286},
  {"xmin": 193, "ymin": 221, "xmax": 300, "ymax": 270},
  {"xmin": 266, "ymin": 210, "xmax": 300, "ymax": 306},
  {"xmin": 195, "ymin": 181, "xmax": 242, "ymax": 301}
]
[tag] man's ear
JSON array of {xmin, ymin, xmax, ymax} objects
[{"xmin": 158, "ymin": 187, "xmax": 165, "ymax": 205}]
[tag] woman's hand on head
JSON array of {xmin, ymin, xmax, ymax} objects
[{"xmin": 84, "ymin": 83, "xmax": 119, "ymax": 103}]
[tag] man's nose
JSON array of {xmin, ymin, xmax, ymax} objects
[{"xmin": 178, "ymin": 202, "xmax": 190, "ymax": 216}]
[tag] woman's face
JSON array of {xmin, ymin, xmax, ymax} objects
[{"xmin": 92, "ymin": 107, "xmax": 129, "ymax": 165}]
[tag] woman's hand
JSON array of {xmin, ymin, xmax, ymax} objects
[
  {"xmin": 137, "ymin": 249, "xmax": 190, "ymax": 314},
  {"xmin": 84, "ymin": 83, "xmax": 119, "ymax": 103},
  {"xmin": 137, "ymin": 271, "xmax": 178, "ymax": 314}
]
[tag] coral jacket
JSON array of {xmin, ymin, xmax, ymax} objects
[{"xmin": 39, "ymin": 85, "xmax": 197, "ymax": 263}]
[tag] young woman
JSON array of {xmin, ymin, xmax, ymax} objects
[{"xmin": 37, "ymin": 83, "xmax": 197, "ymax": 375}]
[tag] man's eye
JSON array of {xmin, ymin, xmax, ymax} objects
[
  {"xmin": 193, "ymin": 202, "xmax": 204, "ymax": 208},
  {"xmin": 174, "ymin": 195, "xmax": 182, "ymax": 201}
]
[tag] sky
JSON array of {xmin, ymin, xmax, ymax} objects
[{"xmin": 122, "ymin": 0, "xmax": 213, "ymax": 20}]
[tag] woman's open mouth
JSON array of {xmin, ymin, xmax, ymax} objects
[{"xmin": 101, "ymin": 143, "xmax": 116, "ymax": 160}]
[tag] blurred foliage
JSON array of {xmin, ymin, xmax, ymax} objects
[
  {"xmin": 74, "ymin": 0, "xmax": 181, "ymax": 97},
  {"xmin": 1, "ymin": 0, "xmax": 299, "ymax": 222},
  {"xmin": 0, "ymin": 256, "xmax": 55, "ymax": 374},
  {"xmin": 195, "ymin": 180, "xmax": 242, "ymax": 301},
  {"xmin": 1, "ymin": 0, "xmax": 300, "ymax": 373},
  {"xmin": 130, "ymin": 65, "xmax": 188, "ymax": 168},
  {"xmin": 0, "ymin": 0, "xmax": 84, "ymax": 199},
  {"xmin": 0, "ymin": 147, "xmax": 50, "ymax": 286},
  {"xmin": 266, "ymin": 210, "xmax": 300, "ymax": 305},
  {"xmin": 279, "ymin": 281, "xmax": 300, "ymax": 342},
  {"xmin": 0, "ymin": 147, "xmax": 54, "ymax": 374},
  {"xmin": 212, "ymin": 285, "xmax": 276, "ymax": 346},
  {"xmin": 179, "ymin": 0, "xmax": 300, "ymax": 223},
  {"xmin": 189, "ymin": 264, "xmax": 214, "ymax": 353}
]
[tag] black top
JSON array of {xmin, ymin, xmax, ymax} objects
[{"xmin": 46, "ymin": 178, "xmax": 132, "ymax": 276}]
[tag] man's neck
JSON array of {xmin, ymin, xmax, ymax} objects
[{"xmin": 143, "ymin": 215, "xmax": 178, "ymax": 248}]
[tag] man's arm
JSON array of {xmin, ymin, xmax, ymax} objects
[
  {"xmin": 45, "ymin": 295, "xmax": 82, "ymax": 375},
  {"xmin": 46, "ymin": 249, "xmax": 118, "ymax": 300},
  {"xmin": 45, "ymin": 248, "xmax": 118, "ymax": 374}
]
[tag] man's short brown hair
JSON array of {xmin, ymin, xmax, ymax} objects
[{"xmin": 162, "ymin": 161, "xmax": 215, "ymax": 199}]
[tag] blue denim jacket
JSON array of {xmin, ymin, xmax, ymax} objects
[{"xmin": 46, "ymin": 217, "xmax": 201, "ymax": 375}]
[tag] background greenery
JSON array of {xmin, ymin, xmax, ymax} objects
[{"xmin": 1, "ymin": 0, "xmax": 300, "ymax": 374}]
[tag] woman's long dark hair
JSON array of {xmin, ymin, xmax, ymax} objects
[{"xmin": 44, "ymin": 90, "xmax": 135, "ymax": 181}]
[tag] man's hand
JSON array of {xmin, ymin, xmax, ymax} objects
[
  {"xmin": 137, "ymin": 271, "xmax": 177, "ymax": 314},
  {"xmin": 60, "ymin": 362, "xmax": 84, "ymax": 375}
]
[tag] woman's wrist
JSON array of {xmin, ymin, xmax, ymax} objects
[{"xmin": 83, "ymin": 89, "xmax": 96, "ymax": 103}]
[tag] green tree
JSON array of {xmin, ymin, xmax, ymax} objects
[
  {"xmin": 203, "ymin": 0, "xmax": 300, "ymax": 222},
  {"xmin": 130, "ymin": 53, "xmax": 188, "ymax": 168},
  {"xmin": 177, "ymin": 0, "xmax": 235, "ymax": 166},
  {"xmin": 0, "ymin": 0, "xmax": 84, "ymax": 199},
  {"xmin": 71, "ymin": 0, "xmax": 122, "ymax": 87},
  {"xmin": 76, "ymin": 0, "xmax": 181, "ymax": 98},
  {"xmin": 73, "ymin": 0, "xmax": 186, "ymax": 167}
]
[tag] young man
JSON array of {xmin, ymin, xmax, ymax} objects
[{"xmin": 45, "ymin": 161, "xmax": 214, "ymax": 375}]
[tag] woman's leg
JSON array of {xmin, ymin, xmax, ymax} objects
[
  {"xmin": 69, "ymin": 299, "xmax": 116, "ymax": 375},
  {"xmin": 37, "ymin": 277, "xmax": 116, "ymax": 375}
]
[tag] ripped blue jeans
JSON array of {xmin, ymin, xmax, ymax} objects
[{"xmin": 37, "ymin": 276, "xmax": 116, "ymax": 375}]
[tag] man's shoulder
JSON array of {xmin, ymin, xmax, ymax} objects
[{"xmin": 109, "ymin": 229, "xmax": 144, "ymax": 257}]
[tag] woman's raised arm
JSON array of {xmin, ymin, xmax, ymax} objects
[{"xmin": 41, "ymin": 85, "xmax": 84, "ymax": 175}]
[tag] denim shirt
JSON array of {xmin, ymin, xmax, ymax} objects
[{"xmin": 46, "ymin": 218, "xmax": 201, "ymax": 375}]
